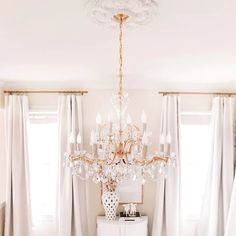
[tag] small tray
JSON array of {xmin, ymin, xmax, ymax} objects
[{"xmin": 119, "ymin": 212, "xmax": 141, "ymax": 217}]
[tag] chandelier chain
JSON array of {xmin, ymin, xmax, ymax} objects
[{"xmin": 119, "ymin": 16, "xmax": 123, "ymax": 97}]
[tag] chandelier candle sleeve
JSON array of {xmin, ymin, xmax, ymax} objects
[
  {"xmin": 96, "ymin": 113, "xmax": 102, "ymax": 125},
  {"xmin": 142, "ymin": 146, "xmax": 147, "ymax": 159},
  {"xmin": 142, "ymin": 132, "xmax": 148, "ymax": 158},
  {"xmin": 96, "ymin": 113, "xmax": 102, "ymax": 139},
  {"xmin": 126, "ymin": 115, "xmax": 132, "ymax": 125},
  {"xmin": 166, "ymin": 133, "xmax": 171, "ymax": 155},
  {"xmin": 77, "ymin": 133, "xmax": 82, "ymax": 144},
  {"xmin": 69, "ymin": 133, "xmax": 75, "ymax": 153},
  {"xmin": 107, "ymin": 113, "xmax": 113, "ymax": 134},
  {"xmin": 76, "ymin": 133, "xmax": 82, "ymax": 151},
  {"xmin": 90, "ymin": 130, "xmax": 98, "ymax": 156},
  {"xmin": 141, "ymin": 111, "xmax": 147, "ymax": 133}
]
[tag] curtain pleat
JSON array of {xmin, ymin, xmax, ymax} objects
[
  {"xmin": 197, "ymin": 96, "xmax": 234, "ymax": 236},
  {"xmin": 152, "ymin": 95, "xmax": 181, "ymax": 236},
  {"xmin": 225, "ymin": 172, "xmax": 236, "ymax": 236},
  {"xmin": 4, "ymin": 95, "xmax": 32, "ymax": 236},
  {"xmin": 57, "ymin": 95, "xmax": 88, "ymax": 236}
]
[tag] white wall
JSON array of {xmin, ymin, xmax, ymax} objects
[{"xmin": 0, "ymin": 89, "xmax": 213, "ymax": 236}]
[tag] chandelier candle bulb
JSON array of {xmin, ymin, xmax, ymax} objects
[
  {"xmin": 126, "ymin": 114, "xmax": 132, "ymax": 125},
  {"xmin": 160, "ymin": 133, "xmax": 165, "ymax": 152},
  {"xmin": 141, "ymin": 111, "xmax": 147, "ymax": 123},
  {"xmin": 69, "ymin": 132, "xmax": 75, "ymax": 153},
  {"xmin": 76, "ymin": 133, "xmax": 82, "ymax": 151},
  {"xmin": 96, "ymin": 113, "xmax": 102, "ymax": 125},
  {"xmin": 166, "ymin": 133, "xmax": 171, "ymax": 144}
]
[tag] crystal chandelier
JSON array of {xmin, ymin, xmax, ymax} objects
[{"xmin": 66, "ymin": 11, "xmax": 175, "ymax": 185}]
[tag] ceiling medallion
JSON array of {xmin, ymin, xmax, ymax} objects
[{"xmin": 88, "ymin": 0, "xmax": 158, "ymax": 26}]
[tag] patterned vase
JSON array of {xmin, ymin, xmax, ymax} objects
[{"xmin": 102, "ymin": 191, "xmax": 119, "ymax": 220}]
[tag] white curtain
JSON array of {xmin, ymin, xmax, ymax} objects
[
  {"xmin": 57, "ymin": 95, "xmax": 88, "ymax": 236},
  {"xmin": 4, "ymin": 95, "xmax": 32, "ymax": 236},
  {"xmin": 225, "ymin": 172, "xmax": 236, "ymax": 236},
  {"xmin": 197, "ymin": 96, "xmax": 234, "ymax": 236},
  {"xmin": 152, "ymin": 95, "xmax": 181, "ymax": 236}
]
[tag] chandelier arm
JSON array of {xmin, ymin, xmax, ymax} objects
[
  {"xmin": 130, "ymin": 125, "xmax": 141, "ymax": 134},
  {"xmin": 70, "ymin": 155, "xmax": 114, "ymax": 166},
  {"xmin": 134, "ymin": 156, "xmax": 169, "ymax": 166},
  {"xmin": 124, "ymin": 140, "xmax": 131, "ymax": 156},
  {"xmin": 105, "ymin": 140, "xmax": 119, "ymax": 165},
  {"xmin": 106, "ymin": 153, "xmax": 117, "ymax": 165},
  {"xmin": 125, "ymin": 140, "xmax": 133, "ymax": 154}
]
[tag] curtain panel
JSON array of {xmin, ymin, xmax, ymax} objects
[
  {"xmin": 152, "ymin": 95, "xmax": 181, "ymax": 236},
  {"xmin": 197, "ymin": 96, "xmax": 235, "ymax": 236},
  {"xmin": 57, "ymin": 95, "xmax": 88, "ymax": 236},
  {"xmin": 4, "ymin": 95, "xmax": 32, "ymax": 236},
  {"xmin": 225, "ymin": 172, "xmax": 236, "ymax": 236}
]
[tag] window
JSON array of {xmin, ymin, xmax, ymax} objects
[
  {"xmin": 28, "ymin": 111, "xmax": 58, "ymax": 236},
  {"xmin": 180, "ymin": 112, "xmax": 212, "ymax": 236}
]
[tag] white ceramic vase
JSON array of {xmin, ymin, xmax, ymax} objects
[{"xmin": 102, "ymin": 191, "xmax": 119, "ymax": 220}]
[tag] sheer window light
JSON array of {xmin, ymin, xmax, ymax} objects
[
  {"xmin": 180, "ymin": 112, "xmax": 211, "ymax": 236},
  {"xmin": 28, "ymin": 112, "xmax": 58, "ymax": 236}
]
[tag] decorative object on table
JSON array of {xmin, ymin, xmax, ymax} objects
[
  {"xmin": 65, "ymin": 0, "xmax": 176, "ymax": 215},
  {"xmin": 121, "ymin": 203, "xmax": 138, "ymax": 217},
  {"xmin": 102, "ymin": 192, "xmax": 119, "ymax": 221},
  {"xmin": 102, "ymin": 179, "xmax": 119, "ymax": 220},
  {"xmin": 123, "ymin": 204, "xmax": 130, "ymax": 216},
  {"xmin": 130, "ymin": 203, "xmax": 137, "ymax": 216}
]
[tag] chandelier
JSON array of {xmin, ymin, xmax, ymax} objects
[{"xmin": 66, "ymin": 9, "xmax": 175, "ymax": 185}]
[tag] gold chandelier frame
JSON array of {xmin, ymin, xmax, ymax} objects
[{"xmin": 68, "ymin": 13, "xmax": 169, "ymax": 168}]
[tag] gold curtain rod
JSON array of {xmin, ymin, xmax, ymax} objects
[
  {"xmin": 159, "ymin": 91, "xmax": 236, "ymax": 96},
  {"xmin": 3, "ymin": 90, "xmax": 88, "ymax": 95}
]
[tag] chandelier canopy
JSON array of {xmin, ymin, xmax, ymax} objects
[{"xmin": 66, "ymin": 9, "xmax": 175, "ymax": 185}]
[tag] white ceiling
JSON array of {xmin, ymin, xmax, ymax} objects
[{"xmin": 0, "ymin": 0, "xmax": 236, "ymax": 90}]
